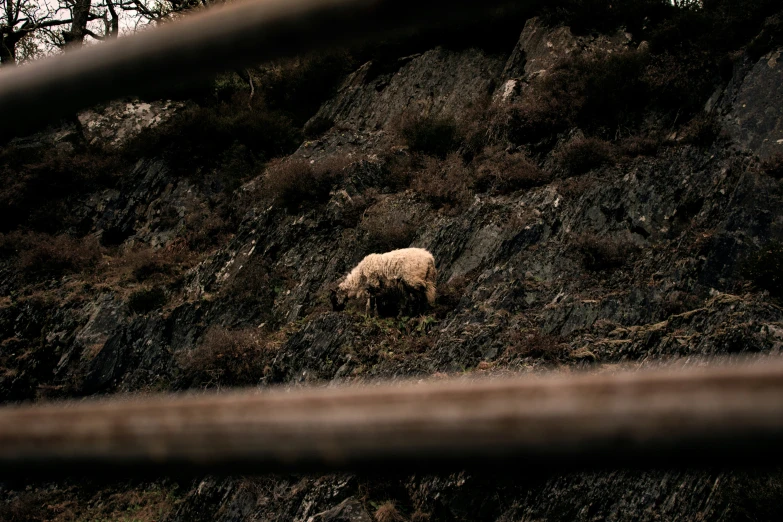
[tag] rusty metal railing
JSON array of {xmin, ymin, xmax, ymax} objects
[{"xmin": 3, "ymin": 359, "xmax": 783, "ymax": 478}]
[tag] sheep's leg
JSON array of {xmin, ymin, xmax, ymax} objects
[{"xmin": 367, "ymin": 294, "xmax": 379, "ymax": 317}]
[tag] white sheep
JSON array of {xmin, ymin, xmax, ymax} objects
[{"xmin": 330, "ymin": 248, "xmax": 437, "ymax": 317}]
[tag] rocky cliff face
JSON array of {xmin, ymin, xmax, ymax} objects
[{"xmin": 2, "ymin": 8, "xmax": 783, "ymax": 522}]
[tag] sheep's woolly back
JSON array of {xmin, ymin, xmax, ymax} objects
[{"xmin": 339, "ymin": 248, "xmax": 437, "ymax": 305}]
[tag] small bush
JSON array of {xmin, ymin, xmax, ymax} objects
[
  {"xmin": 125, "ymin": 247, "xmax": 178, "ymax": 282},
  {"xmin": 0, "ymin": 146, "xmax": 120, "ymax": 233},
  {"xmin": 123, "ymin": 98, "xmax": 302, "ymax": 182},
  {"xmin": 0, "ymin": 231, "xmax": 102, "ymax": 279},
  {"xmin": 473, "ymin": 148, "xmax": 550, "ymax": 194},
  {"xmin": 260, "ymin": 50, "xmax": 359, "ymax": 126},
  {"xmin": 303, "ymin": 116, "xmax": 335, "ymax": 139},
  {"xmin": 743, "ymin": 242, "xmax": 783, "ymax": 298},
  {"xmin": 0, "ymin": 492, "xmax": 47, "ymax": 522},
  {"xmin": 410, "ymin": 153, "xmax": 473, "ymax": 212},
  {"xmin": 374, "ymin": 501, "xmax": 405, "ymax": 522},
  {"xmin": 361, "ymin": 206, "xmax": 418, "ymax": 252},
  {"xmin": 128, "ymin": 287, "xmax": 167, "ymax": 315},
  {"xmin": 619, "ymin": 136, "xmax": 661, "ymax": 157},
  {"xmin": 459, "ymin": 99, "xmax": 509, "ymax": 157},
  {"xmin": 222, "ymin": 257, "xmax": 293, "ymax": 317},
  {"xmin": 411, "ymin": 511, "xmax": 431, "ymax": 522},
  {"xmin": 434, "ymin": 275, "xmax": 470, "ymax": 319},
  {"xmin": 264, "ymin": 156, "xmax": 351, "ymax": 212},
  {"xmin": 395, "ymin": 113, "xmax": 461, "ymax": 158},
  {"xmin": 181, "ymin": 199, "xmax": 231, "ymax": 251},
  {"xmin": 556, "ymin": 138, "xmax": 616, "ymax": 176},
  {"xmin": 761, "ymin": 155, "xmax": 783, "ymax": 179},
  {"xmin": 678, "ymin": 113, "xmax": 721, "ymax": 147},
  {"xmin": 574, "ymin": 233, "xmax": 639, "ymax": 271},
  {"xmin": 504, "ymin": 47, "xmax": 721, "ymax": 145},
  {"xmin": 178, "ymin": 327, "xmax": 276, "ymax": 388},
  {"xmin": 539, "ymin": 0, "xmax": 665, "ymax": 35},
  {"xmin": 504, "ymin": 330, "xmax": 566, "ymax": 361}
]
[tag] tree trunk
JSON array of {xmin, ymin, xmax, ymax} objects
[
  {"xmin": 63, "ymin": 0, "xmax": 92, "ymax": 49},
  {"xmin": 0, "ymin": 33, "xmax": 18, "ymax": 66},
  {"xmin": 106, "ymin": 0, "xmax": 119, "ymax": 38}
]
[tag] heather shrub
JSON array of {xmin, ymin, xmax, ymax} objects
[
  {"xmin": 473, "ymin": 148, "xmax": 550, "ymax": 193},
  {"xmin": 539, "ymin": 0, "xmax": 667, "ymax": 35},
  {"xmin": 0, "ymin": 492, "xmax": 47, "ymax": 522},
  {"xmin": 743, "ymin": 242, "xmax": 783, "ymax": 298},
  {"xmin": 128, "ymin": 287, "xmax": 167, "ymax": 315},
  {"xmin": 0, "ymin": 147, "xmax": 119, "ymax": 233},
  {"xmin": 126, "ymin": 247, "xmax": 178, "ymax": 282},
  {"xmin": 434, "ymin": 275, "xmax": 470, "ymax": 319},
  {"xmin": 411, "ymin": 511, "xmax": 432, "ymax": 522},
  {"xmin": 504, "ymin": 45, "xmax": 723, "ymax": 145},
  {"xmin": 394, "ymin": 113, "xmax": 461, "ymax": 158},
  {"xmin": 178, "ymin": 327, "xmax": 276, "ymax": 388},
  {"xmin": 303, "ymin": 116, "xmax": 335, "ymax": 139},
  {"xmin": 264, "ymin": 156, "xmax": 351, "ymax": 211},
  {"xmin": 678, "ymin": 113, "xmax": 721, "ymax": 147},
  {"xmin": 506, "ymin": 50, "xmax": 649, "ymax": 143},
  {"xmin": 556, "ymin": 138, "xmax": 616, "ymax": 176},
  {"xmin": 410, "ymin": 153, "xmax": 473, "ymax": 212},
  {"xmin": 0, "ymin": 231, "xmax": 102, "ymax": 279},
  {"xmin": 459, "ymin": 98, "xmax": 509, "ymax": 157},
  {"xmin": 260, "ymin": 50, "xmax": 359, "ymax": 126},
  {"xmin": 181, "ymin": 199, "xmax": 231, "ymax": 250},
  {"xmin": 574, "ymin": 233, "xmax": 639, "ymax": 271},
  {"xmin": 619, "ymin": 136, "xmax": 661, "ymax": 157},
  {"xmin": 504, "ymin": 330, "xmax": 566, "ymax": 361},
  {"xmin": 361, "ymin": 206, "xmax": 417, "ymax": 252},
  {"xmin": 762, "ymin": 155, "xmax": 783, "ymax": 179},
  {"xmin": 222, "ymin": 256, "xmax": 293, "ymax": 318},
  {"xmin": 123, "ymin": 97, "xmax": 302, "ymax": 182}
]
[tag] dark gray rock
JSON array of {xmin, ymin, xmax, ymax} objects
[
  {"xmin": 722, "ymin": 48, "xmax": 783, "ymax": 159},
  {"xmin": 310, "ymin": 47, "xmax": 505, "ymax": 132},
  {"xmin": 313, "ymin": 497, "xmax": 372, "ymax": 522}
]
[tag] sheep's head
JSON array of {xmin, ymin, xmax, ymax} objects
[{"xmin": 330, "ymin": 285, "xmax": 348, "ymax": 312}]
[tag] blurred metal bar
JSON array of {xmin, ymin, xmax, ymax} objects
[
  {"xmin": 0, "ymin": 0, "xmax": 517, "ymax": 139},
  {"xmin": 3, "ymin": 360, "xmax": 783, "ymax": 478}
]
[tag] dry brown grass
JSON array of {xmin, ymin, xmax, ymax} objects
[{"xmin": 374, "ymin": 501, "xmax": 406, "ymax": 522}]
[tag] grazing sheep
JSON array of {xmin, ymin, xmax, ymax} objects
[{"xmin": 330, "ymin": 248, "xmax": 437, "ymax": 317}]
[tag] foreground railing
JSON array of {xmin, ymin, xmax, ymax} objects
[
  {"xmin": 0, "ymin": 0, "xmax": 520, "ymax": 139},
  {"xmin": 2, "ymin": 359, "xmax": 783, "ymax": 478}
]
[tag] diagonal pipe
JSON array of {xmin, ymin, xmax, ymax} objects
[
  {"xmin": 0, "ymin": 0, "xmax": 522, "ymax": 140},
  {"xmin": 2, "ymin": 359, "xmax": 783, "ymax": 478}
]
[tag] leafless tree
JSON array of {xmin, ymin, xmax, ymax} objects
[
  {"xmin": 1, "ymin": 0, "xmax": 72, "ymax": 65},
  {"xmin": 1, "ymin": 0, "xmax": 210, "ymax": 66}
]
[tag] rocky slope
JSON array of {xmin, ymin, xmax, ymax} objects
[{"xmin": 2, "ymin": 4, "xmax": 783, "ymax": 521}]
